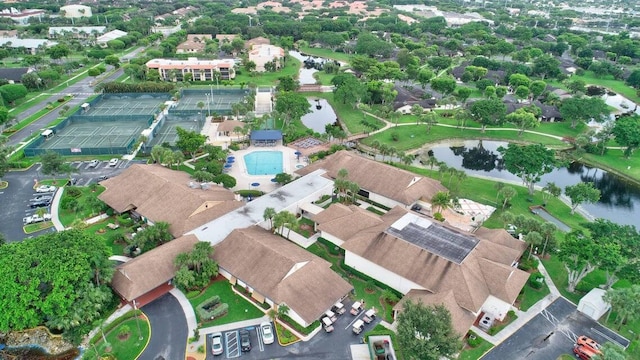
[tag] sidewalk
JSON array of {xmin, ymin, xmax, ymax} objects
[
  {"xmin": 170, "ymin": 288, "xmax": 198, "ymax": 338},
  {"xmin": 471, "ymin": 260, "xmax": 561, "ymax": 345},
  {"xmin": 50, "ymin": 187, "xmax": 65, "ymax": 231}
]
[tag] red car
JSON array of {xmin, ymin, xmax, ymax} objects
[
  {"xmin": 573, "ymin": 344, "xmax": 600, "ymax": 360},
  {"xmin": 577, "ymin": 336, "xmax": 602, "ymax": 354}
]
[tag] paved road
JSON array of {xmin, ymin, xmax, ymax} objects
[
  {"xmin": 6, "ymin": 46, "xmax": 144, "ymax": 148},
  {"xmin": 139, "ymin": 293, "xmax": 188, "ymax": 360}
]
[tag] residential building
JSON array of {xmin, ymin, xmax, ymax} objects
[
  {"xmin": 296, "ymin": 150, "xmax": 447, "ymax": 211},
  {"xmin": 111, "ymin": 234, "xmax": 199, "ymax": 308},
  {"xmin": 314, "ymin": 204, "xmax": 528, "ymax": 334},
  {"xmin": 145, "ymin": 58, "xmax": 236, "ymax": 81},
  {"xmin": 48, "ymin": 26, "xmax": 106, "ymax": 39},
  {"xmin": 245, "ymin": 36, "xmax": 270, "ymax": 49},
  {"xmin": 0, "ymin": 38, "xmax": 57, "ymax": 54},
  {"xmin": 60, "ymin": 4, "xmax": 92, "ymax": 18},
  {"xmin": 0, "ymin": 30, "xmax": 17, "ymax": 38},
  {"xmin": 214, "ymin": 226, "xmax": 353, "ymax": 327},
  {"xmin": 96, "ymin": 30, "xmax": 128, "ymax": 47},
  {"xmin": 216, "ymin": 34, "xmax": 238, "ymax": 43},
  {"xmin": 0, "ymin": 8, "xmax": 44, "ymax": 25},
  {"xmin": 98, "ymin": 164, "xmax": 243, "ymax": 237},
  {"xmin": 0, "ymin": 67, "xmax": 31, "ymax": 83},
  {"xmin": 151, "ymin": 24, "xmax": 182, "ymax": 37},
  {"xmin": 176, "ymin": 34, "xmax": 212, "ymax": 54},
  {"xmin": 248, "ymin": 44, "xmax": 285, "ymax": 72}
]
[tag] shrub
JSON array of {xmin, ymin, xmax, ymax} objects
[
  {"xmin": 391, "ymin": 132, "xmax": 399, "ymax": 141},
  {"xmin": 196, "ymin": 295, "xmax": 223, "ymax": 320},
  {"xmin": 65, "ymin": 186, "xmax": 82, "ymax": 198},
  {"xmin": 433, "ymin": 212, "xmax": 445, "ymax": 222},
  {"xmin": 210, "ymin": 303, "xmax": 228, "ymax": 319},
  {"xmin": 365, "ymin": 279, "xmax": 376, "ymax": 292},
  {"xmin": 518, "ymin": 256, "xmax": 539, "ymax": 271},
  {"xmin": 117, "ymin": 325, "xmax": 130, "ymax": 338},
  {"xmin": 467, "ymin": 331, "xmax": 482, "ymax": 348},
  {"xmin": 528, "ymin": 272, "xmax": 545, "ymax": 289},
  {"xmin": 279, "ymin": 314, "xmax": 320, "ymax": 335},
  {"xmin": 57, "ymin": 97, "xmax": 65, "ymax": 103}
]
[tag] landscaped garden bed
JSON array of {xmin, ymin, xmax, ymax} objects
[
  {"xmin": 189, "ymin": 278, "xmax": 264, "ymax": 327},
  {"xmin": 85, "ymin": 310, "xmax": 149, "ymax": 360},
  {"xmin": 275, "ymin": 322, "xmax": 299, "ymax": 345}
]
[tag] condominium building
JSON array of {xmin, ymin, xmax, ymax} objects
[{"xmin": 145, "ymin": 58, "xmax": 235, "ymax": 81}]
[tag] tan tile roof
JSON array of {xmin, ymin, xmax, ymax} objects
[
  {"xmin": 214, "ymin": 226, "xmax": 353, "ymax": 324},
  {"xmin": 111, "ymin": 234, "xmax": 199, "ymax": 301},
  {"xmin": 314, "ymin": 204, "xmax": 384, "ymax": 240},
  {"xmin": 99, "ymin": 164, "xmax": 242, "ymax": 237},
  {"xmin": 296, "ymin": 150, "xmax": 447, "ymax": 206},
  {"xmin": 393, "ymin": 289, "xmax": 476, "ymax": 337},
  {"xmin": 245, "ymin": 36, "xmax": 270, "ymax": 49},
  {"xmin": 216, "ymin": 34, "xmax": 238, "ymax": 42},
  {"xmin": 338, "ymin": 206, "xmax": 528, "ymax": 313}
]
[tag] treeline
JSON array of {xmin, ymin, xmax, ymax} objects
[{"xmin": 97, "ymin": 81, "xmax": 175, "ymax": 93}]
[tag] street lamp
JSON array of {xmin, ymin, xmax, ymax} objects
[{"xmin": 133, "ymin": 300, "xmax": 144, "ymax": 341}]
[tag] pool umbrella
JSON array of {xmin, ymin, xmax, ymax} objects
[
  {"xmin": 224, "ymin": 164, "xmax": 232, "ymax": 168},
  {"xmin": 251, "ymin": 182, "xmax": 260, "ymax": 187},
  {"xmin": 227, "ymin": 156, "xmax": 235, "ymax": 160},
  {"xmin": 270, "ymin": 178, "xmax": 277, "ymax": 183},
  {"xmin": 227, "ymin": 159, "xmax": 235, "ymax": 163},
  {"xmin": 294, "ymin": 151, "xmax": 302, "ymax": 156}
]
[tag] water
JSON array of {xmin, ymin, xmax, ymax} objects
[
  {"xmin": 243, "ymin": 151, "xmax": 283, "ymax": 175},
  {"xmin": 300, "ymin": 98, "xmax": 337, "ymax": 133},
  {"xmin": 289, "ymin": 51, "xmax": 319, "ymax": 85},
  {"xmin": 1, "ymin": 346, "xmax": 80, "ymax": 359},
  {"xmin": 426, "ymin": 140, "xmax": 640, "ymax": 227}
]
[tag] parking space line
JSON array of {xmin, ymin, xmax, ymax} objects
[
  {"xmin": 255, "ymin": 326, "xmax": 264, "ymax": 352},
  {"xmin": 345, "ymin": 314, "xmax": 364, "ymax": 330},
  {"xmin": 225, "ymin": 330, "xmax": 239, "ymax": 358}
]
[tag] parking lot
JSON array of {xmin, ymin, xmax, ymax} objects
[
  {"xmin": 204, "ymin": 300, "xmax": 382, "ymax": 360},
  {"xmin": 0, "ymin": 159, "xmax": 143, "ymax": 242},
  {"xmin": 482, "ymin": 297, "xmax": 630, "ymax": 360}
]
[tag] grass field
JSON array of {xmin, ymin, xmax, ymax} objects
[
  {"xmin": 233, "ymin": 57, "xmax": 301, "ymax": 86},
  {"xmin": 189, "ymin": 279, "xmax": 264, "ymax": 327},
  {"xmin": 304, "ymin": 92, "xmax": 384, "ymax": 134},
  {"xmin": 84, "ymin": 316, "xmax": 150, "ymax": 360},
  {"xmin": 458, "ymin": 338, "xmax": 494, "ymax": 360},
  {"xmin": 298, "ymin": 46, "xmax": 351, "ymax": 63},
  {"xmin": 58, "ymin": 185, "xmax": 106, "ymax": 227}
]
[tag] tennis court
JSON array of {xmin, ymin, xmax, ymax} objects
[
  {"xmin": 149, "ymin": 114, "xmax": 203, "ymax": 147},
  {"xmin": 172, "ymin": 89, "xmax": 249, "ymax": 114},
  {"xmin": 37, "ymin": 119, "xmax": 146, "ymax": 152},
  {"xmin": 84, "ymin": 95, "xmax": 164, "ymax": 117}
]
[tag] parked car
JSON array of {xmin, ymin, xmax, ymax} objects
[
  {"xmin": 30, "ymin": 195, "xmax": 53, "ymax": 203},
  {"xmin": 97, "ymin": 175, "xmax": 109, "ymax": 181},
  {"xmin": 239, "ymin": 329, "xmax": 251, "ymax": 352},
  {"xmin": 35, "ymin": 185, "xmax": 56, "ymax": 193},
  {"xmin": 23, "ymin": 213, "xmax": 52, "ymax": 225},
  {"xmin": 574, "ymin": 344, "xmax": 599, "ymax": 360},
  {"xmin": 210, "ymin": 332, "xmax": 223, "ymax": 356},
  {"xmin": 30, "ymin": 199, "xmax": 51, "ymax": 208},
  {"xmin": 69, "ymin": 178, "xmax": 78, "ymax": 185},
  {"xmin": 260, "ymin": 322, "xmax": 274, "ymax": 345},
  {"xmin": 88, "ymin": 159, "xmax": 100, "ymax": 168},
  {"xmin": 577, "ymin": 336, "xmax": 602, "ymax": 353},
  {"xmin": 108, "ymin": 158, "xmax": 119, "ymax": 167}
]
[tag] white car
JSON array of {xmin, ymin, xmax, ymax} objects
[
  {"xmin": 108, "ymin": 158, "xmax": 119, "ymax": 167},
  {"xmin": 88, "ymin": 159, "xmax": 100, "ymax": 168},
  {"xmin": 260, "ymin": 322, "xmax": 274, "ymax": 345},
  {"xmin": 35, "ymin": 185, "xmax": 56, "ymax": 193},
  {"xmin": 23, "ymin": 213, "xmax": 52, "ymax": 225},
  {"xmin": 210, "ymin": 332, "xmax": 223, "ymax": 356}
]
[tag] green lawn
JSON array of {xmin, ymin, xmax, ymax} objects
[
  {"xmin": 23, "ymin": 221, "xmax": 54, "ymax": 234},
  {"xmin": 580, "ymin": 149, "xmax": 640, "ymax": 183},
  {"xmin": 517, "ymin": 279, "xmax": 550, "ymax": 311},
  {"xmin": 571, "ymin": 71, "xmax": 640, "ymax": 103},
  {"xmin": 233, "ymin": 57, "xmax": 301, "ymax": 86},
  {"xmin": 83, "ymin": 220, "xmax": 128, "ymax": 256},
  {"xmin": 189, "ymin": 279, "xmax": 264, "ymax": 327},
  {"xmin": 314, "ymin": 71, "xmax": 335, "ymax": 86},
  {"xmin": 2, "ymin": 97, "xmax": 70, "ymax": 135},
  {"xmin": 298, "ymin": 46, "xmax": 351, "ymax": 63},
  {"xmin": 458, "ymin": 338, "xmax": 494, "ymax": 360},
  {"xmin": 83, "ymin": 316, "xmax": 150, "ymax": 360},
  {"xmin": 58, "ymin": 185, "xmax": 106, "ymax": 227},
  {"xmin": 364, "ymin": 324, "xmax": 405, "ymax": 360}
]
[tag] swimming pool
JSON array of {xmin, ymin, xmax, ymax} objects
[{"xmin": 243, "ymin": 151, "xmax": 284, "ymax": 175}]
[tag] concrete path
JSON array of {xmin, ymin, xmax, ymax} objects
[
  {"xmin": 170, "ymin": 288, "xmax": 198, "ymax": 338},
  {"xmin": 50, "ymin": 187, "xmax": 65, "ymax": 231},
  {"xmin": 199, "ymin": 315, "xmax": 270, "ymax": 335}
]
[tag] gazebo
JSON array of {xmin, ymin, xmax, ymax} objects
[{"xmin": 250, "ymin": 130, "xmax": 282, "ymax": 147}]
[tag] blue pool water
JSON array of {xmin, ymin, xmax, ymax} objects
[{"xmin": 244, "ymin": 151, "xmax": 283, "ymax": 175}]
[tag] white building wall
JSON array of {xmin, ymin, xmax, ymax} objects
[
  {"xmin": 286, "ymin": 308, "xmax": 310, "ymax": 328},
  {"xmin": 368, "ymin": 192, "xmax": 406, "ymax": 209},
  {"xmin": 319, "ymin": 232, "xmax": 344, "ymax": 247},
  {"xmin": 481, "ymin": 295, "xmax": 512, "ymax": 321},
  {"xmin": 345, "ymin": 251, "xmax": 425, "ymax": 295}
]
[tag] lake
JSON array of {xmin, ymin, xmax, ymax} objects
[
  {"xmin": 426, "ymin": 140, "xmax": 640, "ymax": 227},
  {"xmin": 301, "ymin": 98, "xmax": 337, "ymax": 133}
]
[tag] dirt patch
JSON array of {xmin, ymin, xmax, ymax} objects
[
  {"xmin": 117, "ymin": 333, "xmax": 130, "ymax": 341},
  {"xmin": 299, "ymin": 224, "xmax": 313, "ymax": 231}
]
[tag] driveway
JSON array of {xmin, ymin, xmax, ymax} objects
[
  {"xmin": 139, "ymin": 293, "xmax": 188, "ymax": 360},
  {"xmin": 482, "ymin": 297, "xmax": 629, "ymax": 360},
  {"xmin": 0, "ymin": 159, "xmax": 144, "ymax": 242}
]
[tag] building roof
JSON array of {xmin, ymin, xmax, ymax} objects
[
  {"xmin": 177, "ymin": 34, "xmax": 212, "ymax": 52},
  {"xmin": 146, "ymin": 58, "xmax": 234, "ymax": 70},
  {"xmin": 214, "ymin": 226, "xmax": 353, "ymax": 324},
  {"xmin": 48, "ymin": 26, "xmax": 105, "ymax": 36},
  {"xmin": 0, "ymin": 67, "xmax": 29, "ymax": 82},
  {"xmin": 188, "ymin": 169, "xmax": 334, "ymax": 245},
  {"xmin": 217, "ymin": 119, "xmax": 247, "ymax": 133},
  {"xmin": 393, "ymin": 289, "xmax": 477, "ymax": 336},
  {"xmin": 249, "ymin": 44, "xmax": 285, "ymax": 59},
  {"xmin": 0, "ymin": 37, "xmax": 57, "ymax": 49},
  {"xmin": 250, "ymin": 129, "xmax": 282, "ymax": 141},
  {"xmin": 327, "ymin": 205, "xmax": 528, "ymax": 313},
  {"xmin": 314, "ymin": 203, "xmax": 383, "ymax": 241},
  {"xmin": 111, "ymin": 234, "xmax": 199, "ymax": 302},
  {"xmin": 216, "ymin": 34, "xmax": 238, "ymax": 42},
  {"xmin": 98, "ymin": 164, "xmax": 242, "ymax": 237},
  {"xmin": 296, "ymin": 150, "xmax": 447, "ymax": 206},
  {"xmin": 97, "ymin": 30, "xmax": 128, "ymax": 43},
  {"xmin": 245, "ymin": 36, "xmax": 270, "ymax": 49}
]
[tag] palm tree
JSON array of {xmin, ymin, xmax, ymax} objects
[
  {"xmin": 539, "ymin": 222, "xmax": 556, "ymax": 258},
  {"xmin": 263, "ymin": 207, "xmax": 276, "ymax": 230},
  {"xmin": 420, "ymin": 111, "xmax": 438, "ymax": 134},
  {"xmin": 437, "ymin": 162, "xmax": 449, "ymax": 180},
  {"xmin": 172, "ymin": 150, "xmax": 185, "ymax": 169},
  {"xmin": 525, "ymin": 231, "xmax": 543, "ymax": 260},
  {"xmin": 430, "ymin": 191, "xmax": 451, "ymax": 214},
  {"xmin": 499, "ymin": 186, "xmax": 517, "ymax": 209}
]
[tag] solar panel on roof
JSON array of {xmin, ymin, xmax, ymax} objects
[{"xmin": 385, "ymin": 217, "xmax": 478, "ymax": 264}]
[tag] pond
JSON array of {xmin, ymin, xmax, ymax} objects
[
  {"xmin": 290, "ymin": 50, "xmax": 341, "ymax": 85},
  {"xmin": 300, "ymin": 98, "xmax": 337, "ymax": 133},
  {"xmin": 425, "ymin": 140, "xmax": 640, "ymax": 227}
]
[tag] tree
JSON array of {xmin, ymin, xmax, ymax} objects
[
  {"xmin": 565, "ymin": 182, "xmax": 601, "ymax": 214},
  {"xmin": 40, "ymin": 151, "xmax": 66, "ymax": 176},
  {"xmin": 456, "ymin": 87, "xmax": 472, "ymax": 105},
  {"xmin": 175, "ymin": 126, "xmax": 207, "ymax": 159},
  {"xmin": 275, "ymin": 91, "xmax": 311, "ymax": 129},
  {"xmin": 430, "ymin": 76, "xmax": 457, "ymax": 97},
  {"xmin": 273, "ymin": 211, "xmax": 298, "ymax": 239},
  {"xmin": 604, "ymin": 286, "xmax": 640, "ymax": 330},
  {"xmin": 509, "ymin": 74, "xmax": 531, "ymax": 88},
  {"xmin": 419, "ymin": 112, "xmax": 438, "ymax": 134},
  {"xmin": 104, "ymin": 55, "xmax": 120, "ymax": 68},
  {"xmin": 46, "ymin": 44, "xmax": 70, "ymax": 60},
  {"xmin": 274, "ymin": 172, "xmax": 293, "ymax": 185},
  {"xmin": 592, "ymin": 342, "xmax": 631, "ymax": 360},
  {"xmin": 416, "ymin": 68, "xmax": 434, "ymax": 89},
  {"xmin": 542, "ymin": 182, "xmax": 561, "ymax": 205},
  {"xmin": 560, "ymin": 96, "xmax": 610, "ymax": 129},
  {"xmin": 626, "ymin": 69, "xmax": 640, "ymax": 89},
  {"xmin": 0, "ymin": 106, "xmax": 8, "ymax": 126},
  {"xmin": 567, "ymin": 79, "xmax": 587, "ymax": 94},
  {"xmin": 499, "ymin": 144, "xmax": 556, "ymax": 196},
  {"xmin": 397, "ymin": 301, "xmax": 462, "ymax": 360},
  {"xmin": 244, "ymin": 60, "xmax": 256, "ymax": 73},
  {"xmin": 212, "ymin": 173, "xmax": 236, "ymax": 188},
  {"xmin": 499, "ymin": 186, "xmax": 517, "ymax": 209},
  {"xmin": 276, "ymin": 76, "xmax": 299, "ymax": 92},
  {"xmin": 333, "ymin": 74, "xmax": 367, "ymax": 108},
  {"xmin": 470, "ymin": 99, "xmax": 507, "ymax": 132},
  {"xmin": 612, "ymin": 115, "xmax": 640, "ymax": 158},
  {"xmin": 263, "ymin": 207, "xmax": 276, "ymax": 230},
  {"xmin": 174, "ymin": 242, "xmax": 218, "ymax": 291},
  {"xmin": 0, "ymin": 230, "xmax": 113, "ymax": 343},
  {"xmin": 559, "ymin": 231, "xmax": 598, "ymax": 292},
  {"xmin": 532, "ymin": 54, "xmax": 561, "ymax": 79},
  {"xmin": 0, "ymin": 84, "xmax": 28, "ymax": 105},
  {"xmin": 506, "ymin": 109, "xmax": 540, "ymax": 136},
  {"xmin": 515, "ymin": 85, "xmax": 529, "ymax": 102},
  {"xmin": 430, "ymin": 191, "xmax": 451, "ymax": 214}
]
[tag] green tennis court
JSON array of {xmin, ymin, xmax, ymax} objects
[{"xmin": 37, "ymin": 120, "xmax": 146, "ymax": 151}]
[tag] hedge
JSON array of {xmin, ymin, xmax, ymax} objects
[
  {"xmin": 89, "ymin": 310, "xmax": 142, "ymax": 345},
  {"xmin": 279, "ymin": 314, "xmax": 320, "ymax": 335},
  {"xmin": 317, "ymin": 237, "xmax": 343, "ymax": 256},
  {"xmin": 528, "ymin": 273, "xmax": 545, "ymax": 289},
  {"xmin": 196, "ymin": 295, "xmax": 226, "ymax": 320},
  {"xmin": 342, "ymin": 262, "xmax": 403, "ymax": 300}
]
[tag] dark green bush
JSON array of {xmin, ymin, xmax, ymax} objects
[
  {"xmin": 528, "ymin": 273, "xmax": 545, "ymax": 289},
  {"xmin": 518, "ymin": 256, "xmax": 539, "ymax": 271},
  {"xmin": 467, "ymin": 331, "xmax": 482, "ymax": 348}
]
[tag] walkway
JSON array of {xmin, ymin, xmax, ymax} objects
[
  {"xmin": 471, "ymin": 261, "xmax": 562, "ymax": 345},
  {"xmin": 50, "ymin": 187, "xmax": 65, "ymax": 231}
]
